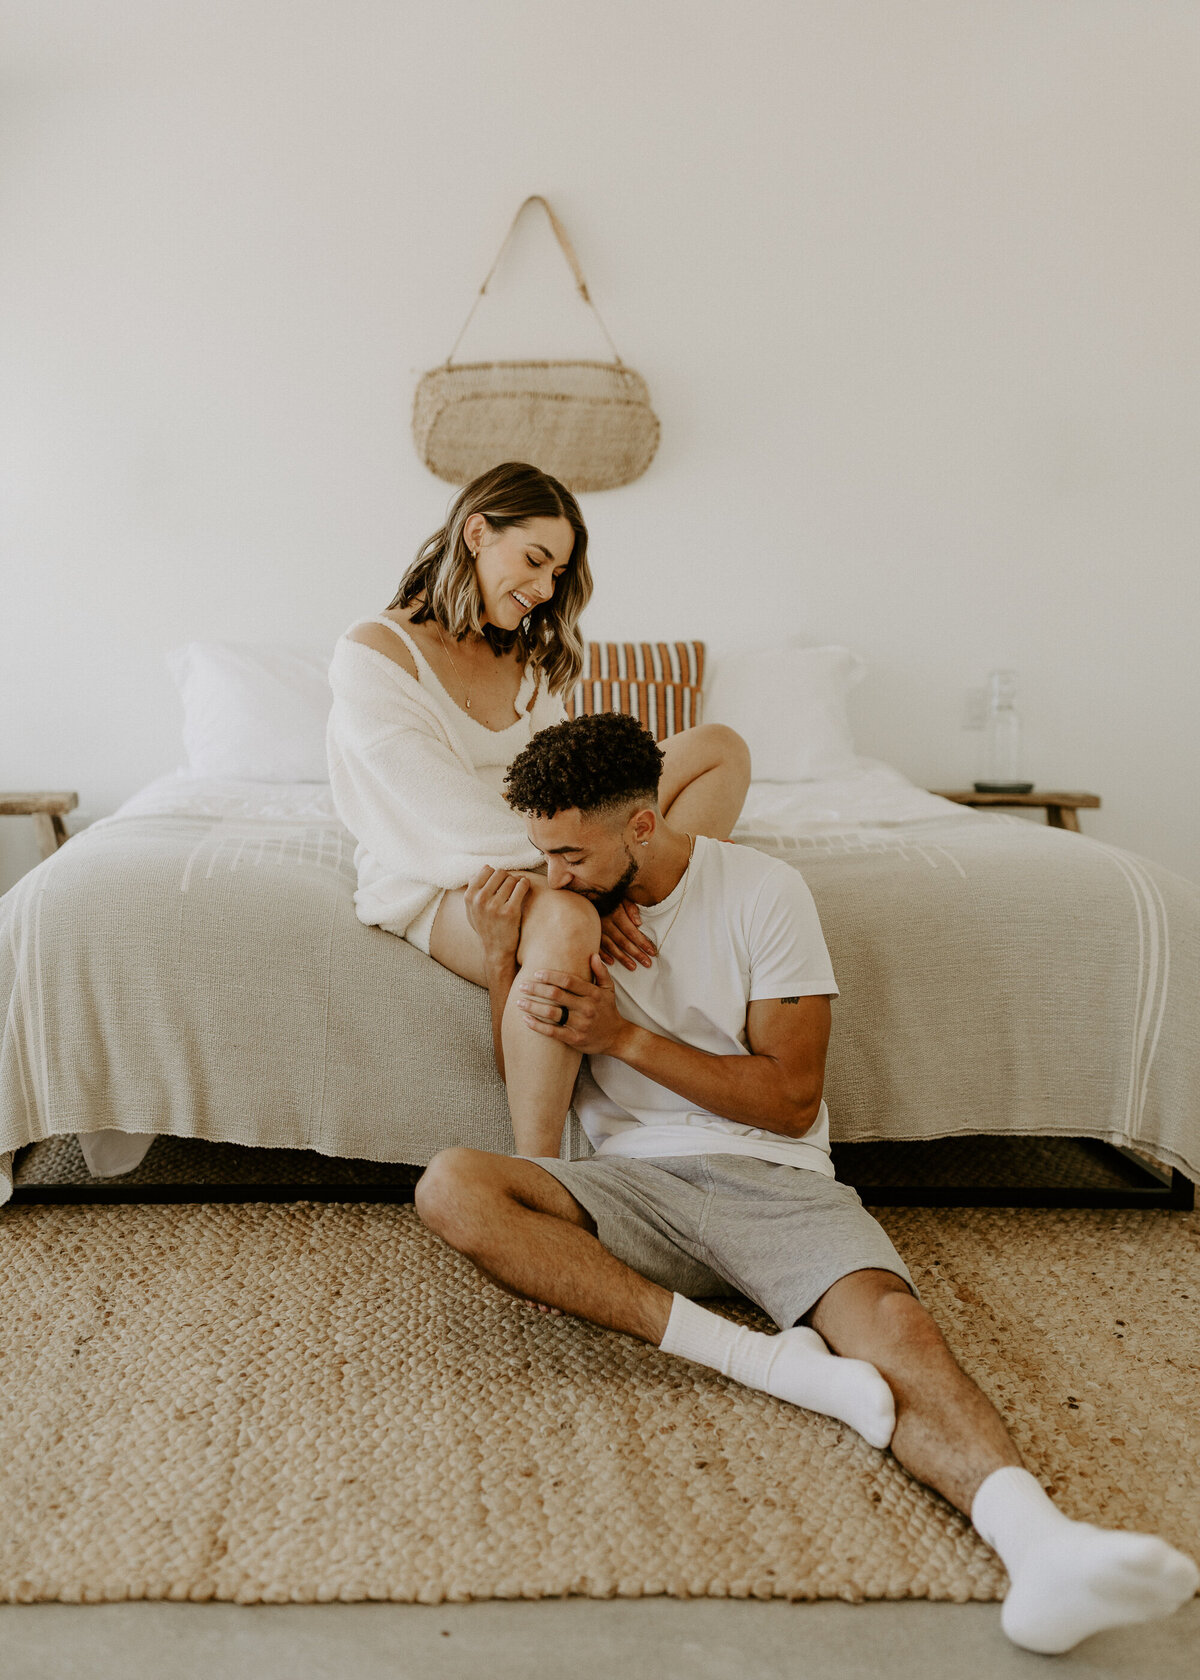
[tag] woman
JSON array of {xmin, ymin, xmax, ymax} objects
[{"xmin": 327, "ymin": 460, "xmax": 750, "ymax": 1156}]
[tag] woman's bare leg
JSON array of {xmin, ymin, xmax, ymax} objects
[
  {"xmin": 658, "ymin": 724, "xmax": 751, "ymax": 840},
  {"xmin": 506, "ymin": 887, "xmax": 599, "ymax": 1153},
  {"xmin": 426, "ymin": 886, "xmax": 494, "ymax": 987},
  {"xmin": 428, "ymin": 877, "xmax": 600, "ymax": 1157}
]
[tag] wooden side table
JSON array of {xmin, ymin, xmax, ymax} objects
[
  {"xmin": 929, "ymin": 790, "xmax": 1100, "ymax": 832},
  {"xmin": 0, "ymin": 792, "xmax": 79, "ymax": 859}
]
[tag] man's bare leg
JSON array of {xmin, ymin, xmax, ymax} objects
[
  {"xmin": 417, "ymin": 1160, "xmax": 1197, "ymax": 1652},
  {"xmin": 806, "ymin": 1268, "xmax": 1199, "ymax": 1653},
  {"xmin": 658, "ymin": 724, "xmax": 751, "ymax": 840},
  {"xmin": 416, "ymin": 1149, "xmax": 897, "ymax": 1442},
  {"xmin": 414, "ymin": 1148, "xmax": 672, "ymax": 1342},
  {"xmin": 802, "ymin": 1268, "xmax": 1021, "ymax": 1513}
]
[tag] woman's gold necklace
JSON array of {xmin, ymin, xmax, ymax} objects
[
  {"xmin": 436, "ymin": 620, "xmax": 532, "ymax": 719},
  {"xmin": 435, "ymin": 624, "xmax": 474, "ymax": 712}
]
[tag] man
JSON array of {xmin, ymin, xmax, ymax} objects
[{"xmin": 414, "ymin": 712, "xmax": 1197, "ymax": 1655}]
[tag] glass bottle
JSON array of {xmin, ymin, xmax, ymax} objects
[{"xmin": 977, "ymin": 669, "xmax": 1029, "ymax": 792}]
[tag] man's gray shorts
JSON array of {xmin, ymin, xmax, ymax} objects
[{"xmin": 527, "ymin": 1152, "xmax": 918, "ymax": 1331}]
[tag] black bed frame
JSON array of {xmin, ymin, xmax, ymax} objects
[
  {"xmin": 829, "ymin": 1139, "xmax": 1194, "ymax": 1211},
  {"xmin": 7, "ymin": 1137, "xmax": 1194, "ymax": 1211}
]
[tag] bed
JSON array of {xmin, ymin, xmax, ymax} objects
[{"xmin": 2, "ymin": 640, "xmax": 1198, "ymax": 1206}]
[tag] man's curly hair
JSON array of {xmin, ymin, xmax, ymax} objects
[{"xmin": 504, "ymin": 711, "xmax": 665, "ymax": 819}]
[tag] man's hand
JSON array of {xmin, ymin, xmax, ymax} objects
[
  {"xmin": 464, "ymin": 865, "xmax": 530, "ymax": 975},
  {"xmin": 517, "ymin": 953, "xmax": 631, "ymax": 1056},
  {"xmin": 599, "ymin": 898, "xmax": 656, "ymax": 971}
]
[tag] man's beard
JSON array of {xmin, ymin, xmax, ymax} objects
[{"xmin": 577, "ymin": 849, "xmax": 639, "ymax": 918}]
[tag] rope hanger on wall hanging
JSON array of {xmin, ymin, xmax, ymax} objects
[{"xmin": 412, "ymin": 195, "xmax": 661, "ymax": 493}]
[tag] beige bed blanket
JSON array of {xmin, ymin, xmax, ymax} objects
[
  {"xmin": 737, "ymin": 806, "xmax": 1197, "ymax": 1179},
  {"xmin": 2, "ymin": 776, "xmax": 1197, "ymax": 1203}
]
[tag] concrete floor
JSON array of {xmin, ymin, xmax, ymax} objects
[{"xmin": 3, "ymin": 1597, "xmax": 1199, "ymax": 1680}]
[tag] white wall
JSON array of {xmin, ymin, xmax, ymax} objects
[{"xmin": 3, "ymin": 0, "xmax": 1199, "ymax": 892}]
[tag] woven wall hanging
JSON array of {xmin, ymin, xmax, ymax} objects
[{"xmin": 412, "ymin": 195, "xmax": 660, "ymax": 493}]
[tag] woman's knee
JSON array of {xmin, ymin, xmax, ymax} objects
[
  {"xmin": 702, "ymin": 722, "xmax": 751, "ymax": 773},
  {"xmin": 660, "ymin": 723, "xmax": 751, "ymax": 793},
  {"xmin": 519, "ymin": 882, "xmax": 601, "ymax": 957},
  {"xmin": 702, "ymin": 719, "xmax": 746, "ymax": 776}
]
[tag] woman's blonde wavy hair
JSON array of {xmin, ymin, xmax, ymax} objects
[{"xmin": 389, "ymin": 462, "xmax": 592, "ymax": 697}]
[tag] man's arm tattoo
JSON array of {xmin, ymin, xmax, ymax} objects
[{"xmin": 781, "ymin": 996, "xmax": 801, "ymax": 1004}]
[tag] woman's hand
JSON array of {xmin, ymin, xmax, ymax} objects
[
  {"xmin": 599, "ymin": 898, "xmax": 656, "ymax": 971},
  {"xmin": 517, "ymin": 954, "xmax": 631, "ymax": 1057},
  {"xmin": 464, "ymin": 865, "xmax": 530, "ymax": 975}
]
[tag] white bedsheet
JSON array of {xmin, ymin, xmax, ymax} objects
[
  {"xmin": 107, "ymin": 756, "xmax": 959, "ymax": 832},
  {"xmin": 734, "ymin": 757, "xmax": 960, "ymax": 832},
  {"xmin": 107, "ymin": 770, "xmax": 340, "ymax": 825}
]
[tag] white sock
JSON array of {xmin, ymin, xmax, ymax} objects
[
  {"xmin": 971, "ymin": 1465, "xmax": 1200, "ymax": 1654},
  {"xmin": 658, "ymin": 1293, "xmax": 895, "ymax": 1449}
]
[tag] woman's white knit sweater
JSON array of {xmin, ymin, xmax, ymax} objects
[{"xmin": 326, "ymin": 623, "xmax": 567, "ymax": 939}]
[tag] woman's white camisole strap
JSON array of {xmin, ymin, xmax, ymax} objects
[
  {"xmin": 351, "ymin": 614, "xmax": 537, "ymax": 725},
  {"xmin": 355, "ymin": 615, "xmax": 439, "ymax": 684}
]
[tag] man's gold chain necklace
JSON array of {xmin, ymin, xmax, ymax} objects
[{"xmin": 648, "ymin": 834, "xmax": 696, "ymax": 953}]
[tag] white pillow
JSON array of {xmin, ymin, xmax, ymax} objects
[
  {"xmin": 166, "ymin": 642, "xmax": 333, "ymax": 782},
  {"xmin": 704, "ymin": 640, "xmax": 865, "ymax": 781}
]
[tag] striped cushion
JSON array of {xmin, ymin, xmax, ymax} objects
[
  {"xmin": 568, "ymin": 678, "xmax": 701, "ymax": 741},
  {"xmin": 581, "ymin": 641, "xmax": 705, "ymax": 687},
  {"xmin": 566, "ymin": 642, "xmax": 705, "ymax": 741}
]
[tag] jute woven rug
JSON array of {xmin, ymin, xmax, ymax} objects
[{"xmin": 1, "ymin": 1200, "xmax": 1197, "ymax": 1605}]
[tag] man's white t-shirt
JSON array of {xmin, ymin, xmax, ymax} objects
[{"xmin": 574, "ymin": 835, "xmax": 840, "ymax": 1177}]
